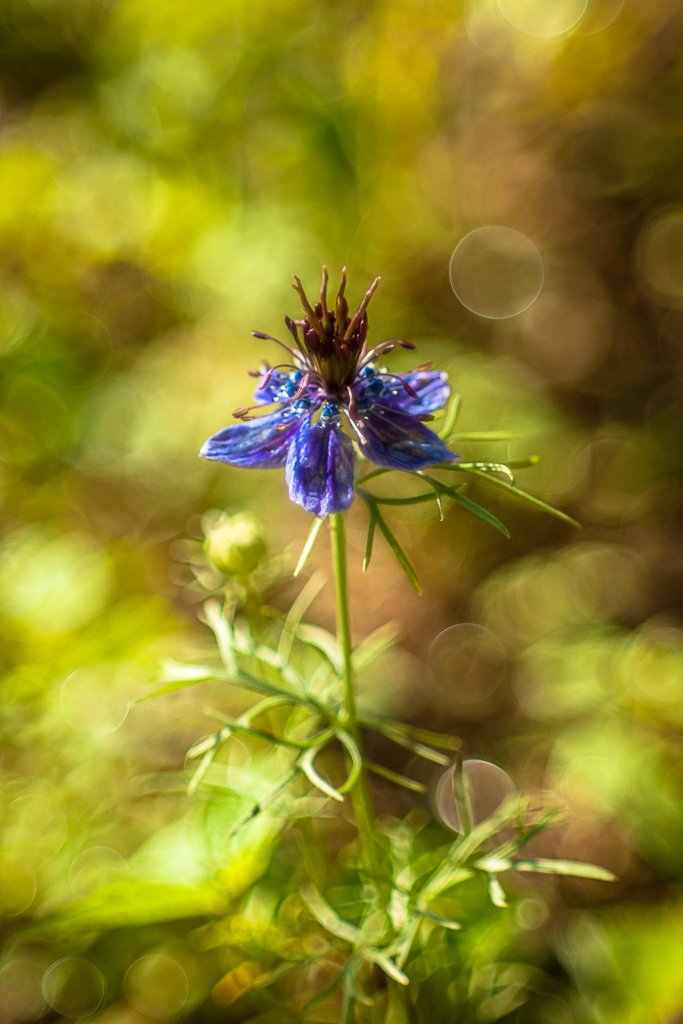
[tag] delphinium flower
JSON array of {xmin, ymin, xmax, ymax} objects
[{"xmin": 200, "ymin": 268, "xmax": 455, "ymax": 516}]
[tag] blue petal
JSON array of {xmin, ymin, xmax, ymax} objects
[
  {"xmin": 285, "ymin": 416, "xmax": 356, "ymax": 516},
  {"xmin": 355, "ymin": 370, "xmax": 450, "ymax": 416},
  {"xmin": 254, "ymin": 370, "xmax": 290, "ymax": 404},
  {"xmin": 351, "ymin": 403, "xmax": 456, "ymax": 471},
  {"xmin": 392, "ymin": 370, "xmax": 450, "ymax": 415},
  {"xmin": 200, "ymin": 410, "xmax": 300, "ymax": 468}
]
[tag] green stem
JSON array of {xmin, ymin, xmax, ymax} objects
[{"xmin": 330, "ymin": 513, "xmax": 380, "ymax": 883}]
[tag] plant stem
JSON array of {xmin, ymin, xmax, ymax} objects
[{"xmin": 329, "ymin": 513, "xmax": 380, "ymax": 883}]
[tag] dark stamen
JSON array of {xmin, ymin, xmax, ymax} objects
[
  {"xmin": 343, "ymin": 275, "xmax": 381, "ymax": 342},
  {"xmin": 251, "ymin": 330, "xmax": 304, "ymax": 365},
  {"xmin": 335, "ymin": 267, "xmax": 348, "ymax": 330},
  {"xmin": 372, "ymin": 370, "xmax": 419, "ymax": 398},
  {"xmin": 260, "ymin": 367, "xmax": 276, "ymax": 391},
  {"xmin": 320, "ymin": 265, "xmax": 331, "ymax": 331},
  {"xmin": 291, "ymin": 370, "xmax": 312, "ymax": 401},
  {"xmin": 292, "ymin": 275, "xmax": 326, "ymax": 343},
  {"xmin": 358, "ymin": 338, "xmax": 412, "ymax": 370}
]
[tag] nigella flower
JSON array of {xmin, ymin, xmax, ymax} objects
[{"xmin": 200, "ymin": 268, "xmax": 456, "ymax": 516}]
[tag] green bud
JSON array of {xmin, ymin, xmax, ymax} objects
[{"xmin": 204, "ymin": 512, "xmax": 267, "ymax": 577}]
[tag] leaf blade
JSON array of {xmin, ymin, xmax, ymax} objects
[{"xmin": 454, "ymin": 465, "xmax": 581, "ymax": 528}]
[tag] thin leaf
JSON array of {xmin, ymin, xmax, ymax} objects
[
  {"xmin": 487, "ymin": 875, "xmax": 508, "ymax": 908},
  {"xmin": 187, "ymin": 697, "xmax": 292, "ymax": 759},
  {"xmin": 230, "ymin": 667, "xmax": 307, "ymax": 703},
  {"xmin": 160, "ymin": 660, "xmax": 221, "ymax": 683},
  {"xmin": 336, "ymin": 730, "xmax": 363, "ymax": 795},
  {"xmin": 501, "ymin": 455, "xmax": 540, "ymax": 469},
  {"xmin": 488, "ymin": 857, "xmax": 616, "ymax": 882},
  {"xmin": 301, "ymin": 885, "xmax": 360, "ymax": 944},
  {"xmin": 451, "ymin": 431, "xmax": 521, "ymax": 442},
  {"xmin": 135, "ymin": 674, "xmax": 225, "ymax": 704},
  {"xmin": 300, "ymin": 745, "xmax": 344, "ymax": 803},
  {"xmin": 419, "ymin": 795, "xmax": 529, "ymax": 902},
  {"xmin": 421, "ymin": 476, "xmax": 510, "ymax": 538},
  {"xmin": 389, "ymin": 720, "xmax": 461, "ymax": 752},
  {"xmin": 295, "ymin": 623, "xmax": 342, "ymax": 673},
  {"xmin": 417, "ymin": 908, "xmax": 462, "ymax": 931},
  {"xmin": 293, "ymin": 515, "xmax": 326, "ymax": 577},
  {"xmin": 417, "ymin": 470, "xmax": 446, "ymax": 520},
  {"xmin": 452, "ymin": 759, "xmax": 475, "ymax": 835},
  {"xmin": 353, "ymin": 622, "xmax": 400, "ymax": 670},
  {"xmin": 206, "ymin": 709, "xmax": 334, "ymax": 750},
  {"xmin": 366, "ymin": 490, "xmax": 447, "ymax": 508},
  {"xmin": 241, "ymin": 644, "xmax": 330, "ymax": 715},
  {"xmin": 392, "ymin": 917, "xmax": 421, "ymax": 970},
  {"xmin": 485, "ymin": 804, "xmax": 564, "ymax": 862},
  {"xmin": 279, "ymin": 571, "xmax": 326, "ymax": 661},
  {"xmin": 438, "ymin": 393, "xmax": 461, "ymax": 440},
  {"xmin": 367, "ymin": 950, "xmax": 409, "ymax": 986},
  {"xmin": 203, "ymin": 600, "xmax": 237, "ymax": 673},
  {"xmin": 365, "ymin": 718, "xmax": 453, "ymax": 765},
  {"xmin": 187, "ymin": 738, "xmax": 222, "ymax": 796},
  {"xmin": 372, "ymin": 504, "xmax": 422, "ymax": 593},
  {"xmin": 224, "ymin": 768, "xmax": 300, "ymax": 841},
  {"xmin": 363, "ymin": 509, "xmax": 377, "ymax": 571},
  {"xmin": 360, "ymin": 490, "xmax": 422, "ymax": 589},
  {"xmin": 449, "ymin": 794, "xmax": 528, "ymax": 864},
  {"xmin": 367, "ymin": 761, "xmax": 427, "ymax": 794},
  {"xmin": 453, "ymin": 465, "xmax": 581, "ymax": 528}
]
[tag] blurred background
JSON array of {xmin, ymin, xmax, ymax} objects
[{"xmin": 1, "ymin": 0, "xmax": 682, "ymax": 1020}]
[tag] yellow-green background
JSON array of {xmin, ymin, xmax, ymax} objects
[{"xmin": 2, "ymin": 0, "xmax": 683, "ymax": 1020}]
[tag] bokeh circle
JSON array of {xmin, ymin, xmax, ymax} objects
[
  {"xmin": 41, "ymin": 958, "xmax": 106, "ymax": 1019},
  {"xmin": 449, "ymin": 226, "xmax": 544, "ymax": 319},
  {"xmin": 124, "ymin": 953, "xmax": 189, "ymax": 1018},
  {"xmin": 497, "ymin": 0, "xmax": 588, "ymax": 38}
]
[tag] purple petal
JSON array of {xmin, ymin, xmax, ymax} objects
[
  {"xmin": 354, "ymin": 369, "xmax": 450, "ymax": 416},
  {"xmin": 200, "ymin": 410, "xmax": 300, "ymax": 468},
  {"xmin": 285, "ymin": 416, "xmax": 356, "ymax": 516},
  {"xmin": 392, "ymin": 370, "xmax": 450, "ymax": 415},
  {"xmin": 351, "ymin": 403, "xmax": 456, "ymax": 471},
  {"xmin": 254, "ymin": 370, "xmax": 289, "ymax": 404}
]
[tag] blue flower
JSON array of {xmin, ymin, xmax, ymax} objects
[{"xmin": 200, "ymin": 269, "xmax": 456, "ymax": 516}]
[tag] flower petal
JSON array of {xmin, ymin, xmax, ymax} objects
[
  {"xmin": 351, "ymin": 403, "xmax": 456, "ymax": 471},
  {"xmin": 200, "ymin": 410, "xmax": 300, "ymax": 468},
  {"xmin": 354, "ymin": 369, "xmax": 450, "ymax": 416},
  {"xmin": 254, "ymin": 370, "xmax": 290, "ymax": 404},
  {"xmin": 390, "ymin": 370, "xmax": 450, "ymax": 415},
  {"xmin": 285, "ymin": 416, "xmax": 356, "ymax": 516}
]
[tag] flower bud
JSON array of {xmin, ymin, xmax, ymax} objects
[{"xmin": 204, "ymin": 512, "xmax": 267, "ymax": 577}]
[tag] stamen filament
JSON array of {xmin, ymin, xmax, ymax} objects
[
  {"xmin": 319, "ymin": 265, "xmax": 331, "ymax": 332},
  {"xmin": 292, "ymin": 276, "xmax": 327, "ymax": 343},
  {"xmin": 251, "ymin": 330, "xmax": 305, "ymax": 366},
  {"xmin": 342, "ymin": 276, "xmax": 381, "ymax": 342}
]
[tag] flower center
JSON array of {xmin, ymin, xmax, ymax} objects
[
  {"xmin": 287, "ymin": 267, "xmax": 379, "ymax": 394},
  {"xmin": 239, "ymin": 268, "xmax": 417, "ymax": 423}
]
